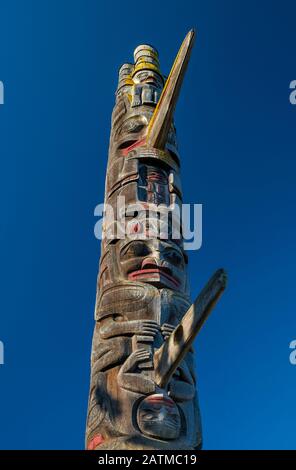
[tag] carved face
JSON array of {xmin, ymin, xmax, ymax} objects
[
  {"xmin": 133, "ymin": 70, "xmax": 163, "ymax": 88},
  {"xmin": 116, "ymin": 238, "xmax": 187, "ymax": 292},
  {"xmin": 115, "ymin": 112, "xmax": 150, "ymax": 151},
  {"xmin": 137, "ymin": 394, "xmax": 181, "ymax": 440},
  {"xmin": 111, "ymin": 71, "xmax": 177, "ymax": 159},
  {"xmin": 112, "ymin": 110, "xmax": 178, "ymax": 159}
]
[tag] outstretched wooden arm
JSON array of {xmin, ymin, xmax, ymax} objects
[{"xmin": 154, "ymin": 269, "xmax": 227, "ymax": 388}]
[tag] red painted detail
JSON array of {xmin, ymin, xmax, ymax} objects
[
  {"xmin": 132, "ymin": 222, "xmax": 141, "ymax": 233},
  {"xmin": 87, "ymin": 434, "xmax": 105, "ymax": 450},
  {"xmin": 146, "ymin": 170, "xmax": 167, "ymax": 183},
  {"xmin": 146, "ymin": 396, "xmax": 176, "ymax": 407},
  {"xmin": 128, "ymin": 268, "xmax": 180, "ymax": 288},
  {"xmin": 127, "ymin": 221, "xmax": 143, "ymax": 235},
  {"xmin": 122, "ymin": 138, "xmax": 146, "ymax": 156}
]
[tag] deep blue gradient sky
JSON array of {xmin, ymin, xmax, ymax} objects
[{"xmin": 0, "ymin": 0, "xmax": 295, "ymax": 450}]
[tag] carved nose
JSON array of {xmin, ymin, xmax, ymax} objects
[
  {"xmin": 141, "ymin": 257, "xmax": 173, "ymax": 277},
  {"xmin": 141, "ymin": 257, "xmax": 159, "ymax": 269}
]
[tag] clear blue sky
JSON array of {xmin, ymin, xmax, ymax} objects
[{"xmin": 0, "ymin": 0, "xmax": 295, "ymax": 449}]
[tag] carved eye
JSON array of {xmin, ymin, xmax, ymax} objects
[
  {"xmin": 122, "ymin": 241, "xmax": 150, "ymax": 259},
  {"xmin": 142, "ymin": 413, "xmax": 154, "ymax": 420},
  {"xmin": 165, "ymin": 250, "xmax": 184, "ymax": 267},
  {"xmin": 129, "ymin": 123, "xmax": 145, "ymax": 133},
  {"xmin": 120, "ymin": 118, "xmax": 146, "ymax": 135}
]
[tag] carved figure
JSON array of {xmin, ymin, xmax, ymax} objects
[{"xmin": 86, "ymin": 30, "xmax": 227, "ymax": 450}]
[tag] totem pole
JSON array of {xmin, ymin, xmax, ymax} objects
[{"xmin": 86, "ymin": 30, "xmax": 227, "ymax": 450}]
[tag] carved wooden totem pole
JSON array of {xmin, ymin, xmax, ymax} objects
[{"xmin": 86, "ymin": 30, "xmax": 227, "ymax": 450}]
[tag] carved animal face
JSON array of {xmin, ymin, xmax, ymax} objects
[
  {"xmin": 137, "ymin": 394, "xmax": 181, "ymax": 440},
  {"xmin": 114, "ymin": 112, "xmax": 151, "ymax": 153},
  {"xmin": 116, "ymin": 238, "xmax": 187, "ymax": 292},
  {"xmin": 112, "ymin": 109, "xmax": 178, "ymax": 159},
  {"xmin": 110, "ymin": 70, "xmax": 178, "ymax": 161}
]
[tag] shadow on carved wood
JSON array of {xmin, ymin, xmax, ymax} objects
[{"xmin": 86, "ymin": 30, "xmax": 227, "ymax": 450}]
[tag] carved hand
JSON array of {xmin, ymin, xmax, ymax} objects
[
  {"xmin": 123, "ymin": 348, "xmax": 152, "ymax": 371},
  {"xmin": 127, "ymin": 320, "xmax": 160, "ymax": 337},
  {"xmin": 99, "ymin": 318, "xmax": 160, "ymax": 339},
  {"xmin": 161, "ymin": 323, "xmax": 176, "ymax": 340},
  {"xmin": 117, "ymin": 348, "xmax": 156, "ymax": 395}
]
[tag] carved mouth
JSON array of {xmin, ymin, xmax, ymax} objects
[
  {"xmin": 121, "ymin": 138, "xmax": 146, "ymax": 156},
  {"xmin": 128, "ymin": 268, "xmax": 180, "ymax": 288},
  {"xmin": 145, "ymin": 395, "xmax": 176, "ymax": 408}
]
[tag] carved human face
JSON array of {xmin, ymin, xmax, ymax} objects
[
  {"xmin": 117, "ymin": 238, "xmax": 187, "ymax": 292},
  {"xmin": 133, "ymin": 70, "xmax": 163, "ymax": 88},
  {"xmin": 137, "ymin": 394, "xmax": 181, "ymax": 440}
]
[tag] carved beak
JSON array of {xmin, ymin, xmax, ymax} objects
[{"xmin": 146, "ymin": 29, "xmax": 196, "ymax": 150}]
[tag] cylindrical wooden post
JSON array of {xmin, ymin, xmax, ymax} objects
[{"xmin": 85, "ymin": 31, "xmax": 226, "ymax": 451}]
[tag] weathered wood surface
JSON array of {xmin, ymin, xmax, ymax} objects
[
  {"xmin": 154, "ymin": 269, "xmax": 227, "ymax": 388},
  {"xmin": 147, "ymin": 29, "xmax": 195, "ymax": 149},
  {"xmin": 85, "ymin": 31, "xmax": 226, "ymax": 451}
]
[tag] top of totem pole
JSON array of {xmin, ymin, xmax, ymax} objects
[
  {"xmin": 132, "ymin": 44, "xmax": 163, "ymax": 79},
  {"xmin": 116, "ymin": 44, "xmax": 164, "ymax": 95}
]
